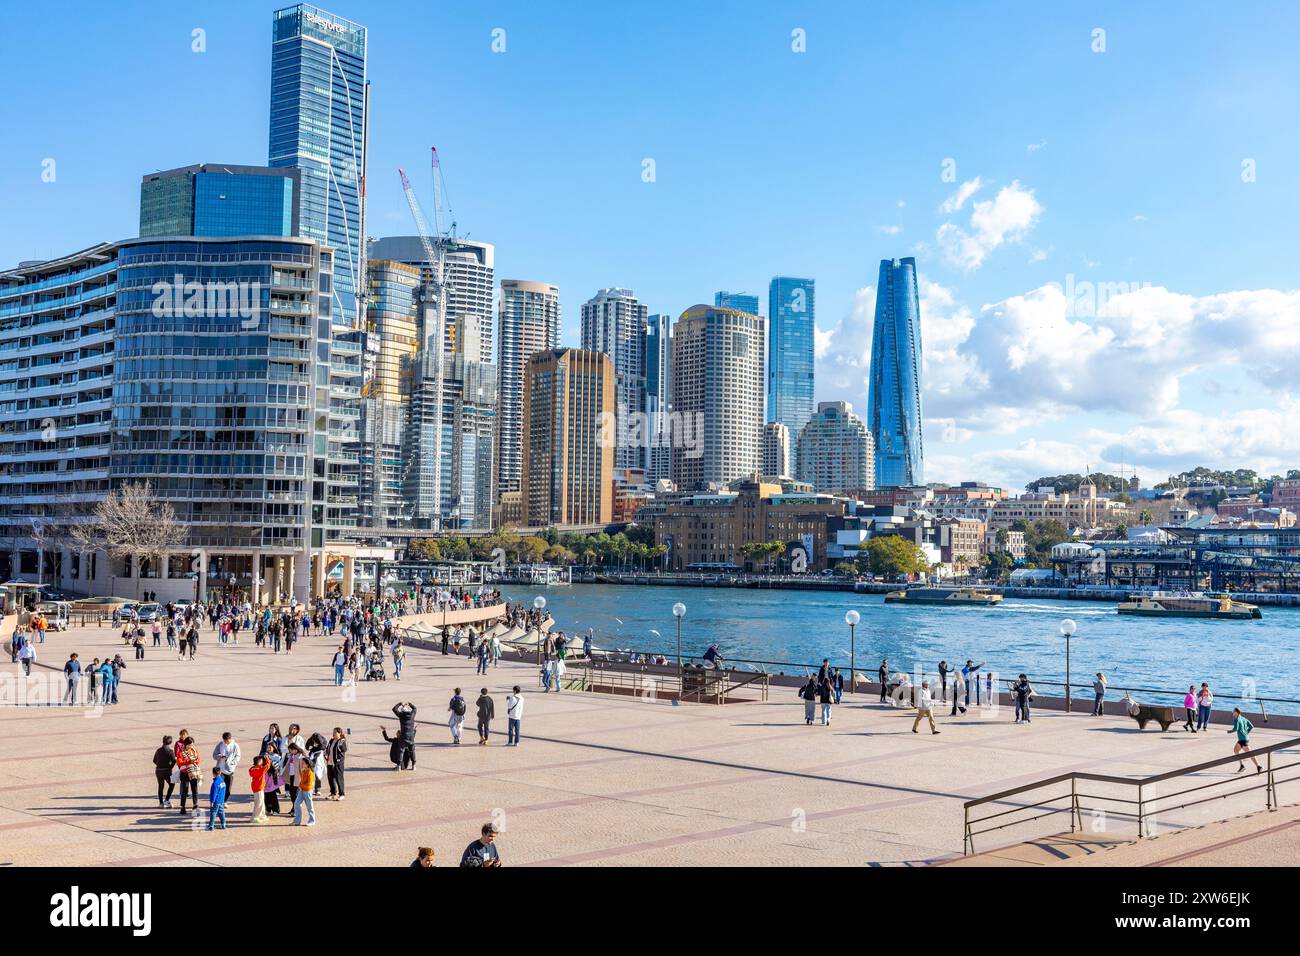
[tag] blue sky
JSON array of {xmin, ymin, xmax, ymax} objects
[{"xmin": 3, "ymin": 1, "xmax": 1298, "ymax": 489}]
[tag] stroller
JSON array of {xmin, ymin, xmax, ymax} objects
[{"xmin": 365, "ymin": 648, "xmax": 387, "ymax": 681}]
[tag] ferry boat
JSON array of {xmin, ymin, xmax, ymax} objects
[
  {"xmin": 883, "ymin": 587, "xmax": 1004, "ymax": 606},
  {"xmin": 1116, "ymin": 592, "xmax": 1262, "ymax": 620}
]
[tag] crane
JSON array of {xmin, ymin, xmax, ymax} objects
[{"xmin": 397, "ymin": 148, "xmax": 456, "ymax": 530}]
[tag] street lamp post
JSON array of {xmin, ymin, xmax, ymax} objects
[
  {"xmin": 1060, "ymin": 618, "xmax": 1077, "ymax": 713},
  {"xmin": 534, "ymin": 595, "xmax": 547, "ymax": 667},
  {"xmin": 845, "ymin": 609, "xmax": 860, "ymax": 694},
  {"xmin": 672, "ymin": 602, "xmax": 686, "ymax": 683}
]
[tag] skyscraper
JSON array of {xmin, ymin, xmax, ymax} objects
[
  {"xmin": 367, "ymin": 236, "xmax": 496, "ymax": 366},
  {"xmin": 581, "ymin": 288, "xmax": 648, "ymax": 471},
  {"xmin": 867, "ymin": 257, "xmax": 924, "ymax": 487},
  {"xmin": 714, "ymin": 291, "xmax": 759, "ymax": 316},
  {"xmin": 643, "ymin": 313, "xmax": 673, "ymax": 484},
  {"xmin": 671, "ymin": 305, "xmax": 765, "ymax": 489},
  {"xmin": 767, "ymin": 276, "xmax": 815, "ymax": 441},
  {"xmin": 268, "ymin": 5, "xmax": 368, "ymax": 538},
  {"xmin": 522, "ymin": 349, "xmax": 614, "ymax": 527},
  {"xmin": 796, "ymin": 401, "xmax": 875, "ymax": 494},
  {"xmin": 761, "ymin": 421, "xmax": 791, "ymax": 478},
  {"xmin": 497, "ymin": 280, "xmax": 561, "ymax": 497}
]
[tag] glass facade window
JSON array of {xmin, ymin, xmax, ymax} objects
[
  {"xmin": 139, "ymin": 165, "xmax": 300, "ymax": 238},
  {"xmin": 767, "ymin": 276, "xmax": 815, "ymax": 442},
  {"xmin": 867, "ymin": 257, "xmax": 924, "ymax": 487}
]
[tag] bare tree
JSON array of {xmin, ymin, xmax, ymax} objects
[{"xmin": 94, "ymin": 481, "xmax": 189, "ymax": 599}]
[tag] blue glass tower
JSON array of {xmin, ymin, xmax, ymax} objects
[
  {"xmin": 268, "ymin": 4, "xmax": 367, "ymax": 328},
  {"xmin": 714, "ymin": 291, "xmax": 759, "ymax": 316},
  {"xmin": 767, "ymin": 276, "xmax": 815, "ymax": 442},
  {"xmin": 139, "ymin": 164, "xmax": 300, "ymax": 238},
  {"xmin": 867, "ymin": 257, "xmax": 924, "ymax": 487}
]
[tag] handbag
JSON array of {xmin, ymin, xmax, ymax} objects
[{"xmin": 169, "ymin": 764, "xmax": 180, "ymax": 784}]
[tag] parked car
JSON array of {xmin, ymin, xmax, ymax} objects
[{"xmin": 135, "ymin": 603, "xmax": 163, "ymax": 623}]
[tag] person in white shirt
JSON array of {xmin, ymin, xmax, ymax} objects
[
  {"xmin": 506, "ymin": 686, "xmax": 524, "ymax": 746},
  {"xmin": 912, "ymin": 681, "xmax": 940, "ymax": 735},
  {"xmin": 213, "ymin": 732, "xmax": 242, "ymax": 798}
]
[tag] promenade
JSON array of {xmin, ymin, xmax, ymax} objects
[{"xmin": 2, "ymin": 622, "xmax": 1296, "ymax": 867}]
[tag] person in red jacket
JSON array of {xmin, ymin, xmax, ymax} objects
[{"xmin": 248, "ymin": 755, "xmax": 269, "ymax": 823}]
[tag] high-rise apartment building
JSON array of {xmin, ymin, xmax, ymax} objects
[
  {"xmin": 671, "ymin": 305, "xmax": 765, "ymax": 489},
  {"xmin": 521, "ymin": 349, "xmax": 614, "ymax": 527},
  {"xmin": 361, "ymin": 260, "xmax": 421, "ymax": 528},
  {"xmin": 867, "ymin": 257, "xmax": 924, "ymax": 487},
  {"xmin": 767, "ymin": 276, "xmax": 815, "ymax": 441},
  {"xmin": 643, "ymin": 312, "xmax": 673, "ymax": 484},
  {"xmin": 496, "ymin": 279, "xmax": 560, "ymax": 497},
  {"xmin": 139, "ymin": 164, "xmax": 300, "ymax": 238},
  {"xmin": 796, "ymin": 400, "xmax": 875, "ymax": 494},
  {"xmin": 761, "ymin": 421, "xmax": 791, "ymax": 478},
  {"xmin": 714, "ymin": 291, "xmax": 759, "ymax": 316},
  {"xmin": 580, "ymin": 288, "xmax": 648, "ymax": 471},
  {"xmin": 367, "ymin": 236, "xmax": 495, "ymax": 366}
]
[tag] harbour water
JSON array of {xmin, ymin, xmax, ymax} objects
[{"xmin": 502, "ymin": 583, "xmax": 1300, "ymax": 713}]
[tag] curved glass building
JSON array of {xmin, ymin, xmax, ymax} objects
[{"xmin": 867, "ymin": 257, "xmax": 923, "ymax": 487}]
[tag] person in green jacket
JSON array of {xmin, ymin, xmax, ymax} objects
[{"xmin": 1229, "ymin": 707, "xmax": 1262, "ymax": 773}]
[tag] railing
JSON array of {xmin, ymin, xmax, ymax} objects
[
  {"xmin": 962, "ymin": 735, "xmax": 1300, "ymax": 855},
  {"xmin": 564, "ymin": 659, "xmax": 770, "ymax": 705}
]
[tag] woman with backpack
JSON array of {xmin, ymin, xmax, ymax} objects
[
  {"xmin": 175, "ymin": 736, "xmax": 201, "ymax": 815},
  {"xmin": 448, "ymin": 689, "xmax": 466, "ymax": 745}
]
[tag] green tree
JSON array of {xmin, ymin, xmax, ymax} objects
[{"xmin": 862, "ymin": 535, "xmax": 929, "ymax": 578}]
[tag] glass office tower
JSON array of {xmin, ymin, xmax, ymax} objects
[
  {"xmin": 767, "ymin": 276, "xmax": 815, "ymax": 449},
  {"xmin": 268, "ymin": 5, "xmax": 367, "ymax": 533},
  {"xmin": 867, "ymin": 257, "xmax": 924, "ymax": 487},
  {"xmin": 139, "ymin": 164, "xmax": 300, "ymax": 238},
  {"xmin": 714, "ymin": 291, "xmax": 759, "ymax": 316}
]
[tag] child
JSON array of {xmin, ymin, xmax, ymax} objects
[
  {"xmin": 249, "ymin": 755, "xmax": 269, "ymax": 823},
  {"xmin": 207, "ymin": 770, "xmax": 228, "ymax": 830},
  {"xmin": 263, "ymin": 745, "xmax": 284, "ymax": 816}
]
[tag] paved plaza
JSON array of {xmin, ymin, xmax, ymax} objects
[{"xmin": 2, "ymin": 622, "xmax": 1297, "ymax": 867}]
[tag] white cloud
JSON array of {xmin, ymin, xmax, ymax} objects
[
  {"xmin": 937, "ymin": 180, "xmax": 1043, "ymax": 271},
  {"xmin": 939, "ymin": 177, "xmax": 983, "ymax": 214},
  {"xmin": 1027, "ymin": 140, "xmax": 1047, "ymax": 152},
  {"xmin": 878, "ymin": 224, "xmax": 903, "ymax": 235}
]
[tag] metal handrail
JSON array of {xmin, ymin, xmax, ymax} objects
[{"xmin": 962, "ymin": 734, "xmax": 1300, "ymax": 855}]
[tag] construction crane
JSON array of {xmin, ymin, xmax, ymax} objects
[{"xmin": 397, "ymin": 148, "xmax": 456, "ymax": 530}]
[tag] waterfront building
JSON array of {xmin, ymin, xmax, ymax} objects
[
  {"xmin": 367, "ymin": 236, "xmax": 495, "ymax": 366},
  {"xmin": 139, "ymin": 164, "xmax": 300, "ymax": 238},
  {"xmin": 113, "ymin": 235, "xmax": 350, "ymax": 604},
  {"xmin": 671, "ymin": 305, "xmax": 765, "ymax": 490},
  {"xmin": 521, "ymin": 348, "xmax": 614, "ymax": 528},
  {"xmin": 761, "ymin": 421, "xmax": 791, "ymax": 479},
  {"xmin": 643, "ymin": 312, "xmax": 673, "ymax": 485},
  {"xmin": 0, "ymin": 243, "xmax": 117, "ymax": 586},
  {"xmin": 581, "ymin": 288, "xmax": 649, "ymax": 471},
  {"xmin": 497, "ymin": 280, "xmax": 560, "ymax": 497},
  {"xmin": 653, "ymin": 480, "xmax": 845, "ymax": 571},
  {"xmin": 867, "ymin": 257, "xmax": 924, "ymax": 487},
  {"xmin": 937, "ymin": 517, "xmax": 987, "ymax": 570},
  {"xmin": 989, "ymin": 482, "xmax": 1131, "ymax": 530},
  {"xmin": 1217, "ymin": 496, "xmax": 1262, "ymax": 520},
  {"xmin": 985, "ymin": 528, "xmax": 1027, "ymax": 560},
  {"xmin": 713, "ymin": 290, "xmax": 759, "ymax": 316},
  {"xmin": 767, "ymin": 276, "xmax": 815, "ymax": 441},
  {"xmin": 795, "ymin": 400, "xmax": 874, "ymax": 495}
]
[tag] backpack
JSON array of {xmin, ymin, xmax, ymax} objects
[{"xmin": 453, "ymin": 696, "xmax": 466, "ymax": 717}]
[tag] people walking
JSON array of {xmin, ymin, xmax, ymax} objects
[
  {"xmin": 911, "ymin": 680, "xmax": 940, "ymax": 735},
  {"xmin": 1182, "ymin": 685, "xmax": 1198, "ymax": 732},
  {"xmin": 1092, "ymin": 672, "xmax": 1107, "ymax": 716},
  {"xmin": 176, "ymin": 736, "xmax": 201, "ymax": 816},
  {"xmin": 1196, "ymin": 683, "xmax": 1213, "ymax": 731},
  {"xmin": 818, "ymin": 672, "xmax": 834, "ymax": 725},
  {"xmin": 153, "ymin": 735, "xmax": 177, "ymax": 809},
  {"xmin": 17, "ymin": 640, "xmax": 35, "ymax": 677},
  {"xmin": 506, "ymin": 686, "xmax": 524, "ymax": 746},
  {"xmin": 288, "ymin": 743, "xmax": 316, "ymax": 826},
  {"xmin": 800, "ymin": 676, "xmax": 818, "ymax": 725},
  {"xmin": 332, "ymin": 646, "xmax": 346, "ymax": 685},
  {"xmin": 832, "ymin": 667, "xmax": 844, "ymax": 705},
  {"xmin": 878, "ymin": 660, "xmax": 889, "ymax": 703},
  {"xmin": 476, "ymin": 688, "xmax": 494, "ymax": 744},
  {"xmin": 1229, "ymin": 707, "xmax": 1263, "ymax": 773},
  {"xmin": 393, "ymin": 643, "xmax": 405, "ymax": 681},
  {"xmin": 448, "ymin": 688, "xmax": 466, "ymax": 745}
]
